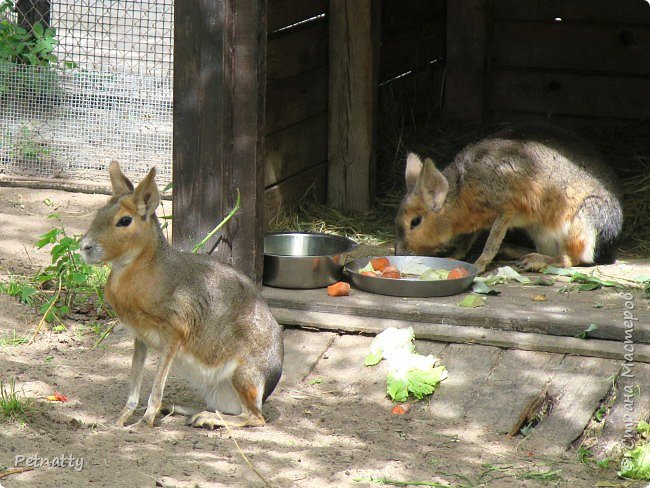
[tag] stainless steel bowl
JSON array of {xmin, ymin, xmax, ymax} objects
[
  {"xmin": 346, "ymin": 256, "xmax": 477, "ymax": 297},
  {"xmin": 263, "ymin": 233, "xmax": 358, "ymax": 289}
]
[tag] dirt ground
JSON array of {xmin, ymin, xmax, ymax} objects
[{"xmin": 0, "ymin": 186, "xmax": 647, "ymax": 488}]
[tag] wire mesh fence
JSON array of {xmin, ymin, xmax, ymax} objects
[{"xmin": 0, "ymin": 0, "xmax": 173, "ymax": 187}]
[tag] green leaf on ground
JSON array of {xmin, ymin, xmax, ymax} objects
[
  {"xmin": 618, "ymin": 443, "xmax": 650, "ymax": 480},
  {"xmin": 575, "ymin": 323, "xmax": 598, "ymax": 339},
  {"xmin": 543, "ymin": 266, "xmax": 575, "ymax": 276},
  {"xmin": 459, "ymin": 295, "xmax": 485, "ymax": 308},
  {"xmin": 364, "ymin": 350, "xmax": 383, "ymax": 367},
  {"xmin": 534, "ymin": 277, "xmax": 555, "ymax": 286},
  {"xmin": 637, "ymin": 420, "xmax": 650, "ymax": 437},
  {"xmin": 496, "ymin": 266, "xmax": 532, "ymax": 284},
  {"xmin": 471, "ymin": 281, "xmax": 500, "ymax": 295},
  {"xmin": 578, "ymin": 282, "xmax": 601, "ymax": 291}
]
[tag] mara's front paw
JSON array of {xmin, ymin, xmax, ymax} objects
[
  {"xmin": 115, "ymin": 405, "xmax": 137, "ymax": 427},
  {"xmin": 129, "ymin": 416, "xmax": 156, "ymax": 430},
  {"xmin": 141, "ymin": 407, "xmax": 159, "ymax": 428}
]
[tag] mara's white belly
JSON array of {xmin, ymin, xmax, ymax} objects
[
  {"xmin": 174, "ymin": 351, "xmax": 242, "ymax": 415},
  {"xmin": 121, "ymin": 323, "xmax": 243, "ymax": 415}
]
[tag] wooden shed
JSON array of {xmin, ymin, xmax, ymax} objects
[{"xmin": 172, "ymin": 0, "xmax": 650, "ymax": 281}]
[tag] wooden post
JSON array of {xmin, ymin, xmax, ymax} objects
[
  {"xmin": 173, "ymin": 0, "xmax": 267, "ymax": 283},
  {"xmin": 328, "ymin": 0, "xmax": 380, "ymax": 213},
  {"xmin": 443, "ymin": 0, "xmax": 487, "ymax": 121}
]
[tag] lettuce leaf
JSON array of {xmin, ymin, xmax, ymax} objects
[
  {"xmin": 359, "ymin": 261, "xmax": 375, "ymax": 273},
  {"xmin": 365, "ymin": 327, "xmax": 415, "ymax": 365},
  {"xmin": 386, "ymin": 366, "xmax": 448, "ymax": 402},
  {"xmin": 364, "ymin": 350, "xmax": 383, "ymax": 367},
  {"xmin": 618, "ymin": 443, "xmax": 650, "ymax": 480}
]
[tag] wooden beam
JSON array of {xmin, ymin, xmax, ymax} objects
[
  {"xmin": 270, "ymin": 308, "xmax": 650, "ymax": 363},
  {"xmin": 443, "ymin": 0, "xmax": 487, "ymax": 121},
  {"xmin": 173, "ymin": 0, "xmax": 266, "ymax": 283},
  {"xmin": 327, "ymin": 0, "xmax": 380, "ymax": 212}
]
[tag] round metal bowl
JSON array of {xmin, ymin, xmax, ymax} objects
[
  {"xmin": 263, "ymin": 232, "xmax": 358, "ymax": 289},
  {"xmin": 346, "ymin": 256, "xmax": 477, "ymax": 297}
]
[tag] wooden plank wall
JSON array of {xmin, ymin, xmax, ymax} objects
[
  {"xmin": 264, "ymin": 0, "xmax": 328, "ymax": 224},
  {"xmin": 173, "ymin": 0, "xmax": 267, "ymax": 282},
  {"xmin": 378, "ymin": 0, "xmax": 446, "ymax": 122},
  {"xmin": 264, "ymin": 0, "xmax": 447, "ymax": 220},
  {"xmin": 488, "ymin": 0, "xmax": 650, "ymax": 123},
  {"xmin": 327, "ymin": 0, "xmax": 380, "ymax": 213}
]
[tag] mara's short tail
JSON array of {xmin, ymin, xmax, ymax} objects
[{"xmin": 585, "ymin": 195, "xmax": 623, "ymax": 264}]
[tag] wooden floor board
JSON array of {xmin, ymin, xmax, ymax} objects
[
  {"xmin": 469, "ymin": 349, "xmax": 564, "ymax": 435},
  {"xmin": 594, "ymin": 362, "xmax": 650, "ymax": 458},
  {"xmin": 428, "ymin": 343, "xmax": 502, "ymax": 424},
  {"xmin": 279, "ymin": 328, "xmax": 337, "ymax": 389},
  {"xmin": 523, "ymin": 355, "xmax": 621, "ymax": 455},
  {"xmin": 308, "ymin": 334, "xmax": 391, "ymax": 404}
]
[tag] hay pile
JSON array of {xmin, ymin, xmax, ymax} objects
[
  {"xmin": 578, "ymin": 123, "xmax": 650, "ymax": 256},
  {"xmin": 270, "ymin": 117, "xmax": 650, "ymax": 258}
]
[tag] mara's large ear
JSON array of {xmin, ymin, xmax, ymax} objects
[
  {"xmin": 405, "ymin": 152, "xmax": 423, "ymax": 193},
  {"xmin": 132, "ymin": 167, "xmax": 160, "ymax": 219},
  {"xmin": 109, "ymin": 161, "xmax": 134, "ymax": 196},
  {"xmin": 416, "ymin": 158, "xmax": 449, "ymax": 213}
]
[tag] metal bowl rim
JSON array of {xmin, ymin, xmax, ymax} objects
[
  {"xmin": 344, "ymin": 256, "xmax": 477, "ymax": 297},
  {"xmin": 264, "ymin": 232, "xmax": 358, "ymax": 257}
]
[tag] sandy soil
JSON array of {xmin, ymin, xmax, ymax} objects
[{"xmin": 0, "ymin": 186, "xmax": 645, "ymax": 488}]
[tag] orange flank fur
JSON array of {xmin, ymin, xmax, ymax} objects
[
  {"xmin": 240, "ymin": 385, "xmax": 263, "ymax": 421},
  {"xmin": 565, "ymin": 236, "xmax": 587, "ymax": 264}
]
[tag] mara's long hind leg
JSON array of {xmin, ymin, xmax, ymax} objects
[
  {"xmin": 520, "ymin": 217, "xmax": 594, "ymax": 272},
  {"xmin": 498, "ymin": 242, "xmax": 533, "ymax": 260},
  {"xmin": 186, "ymin": 409, "xmax": 265, "ymax": 429},
  {"xmin": 187, "ymin": 369, "xmax": 266, "ymax": 429},
  {"xmin": 160, "ymin": 402, "xmax": 200, "ymax": 417},
  {"xmin": 519, "ymin": 252, "xmax": 572, "ymax": 272}
]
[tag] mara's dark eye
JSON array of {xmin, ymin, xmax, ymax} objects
[
  {"xmin": 410, "ymin": 216, "xmax": 422, "ymax": 230},
  {"xmin": 117, "ymin": 216, "xmax": 133, "ymax": 227}
]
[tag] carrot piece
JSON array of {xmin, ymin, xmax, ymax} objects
[
  {"xmin": 391, "ymin": 403, "xmax": 411, "ymax": 415},
  {"xmin": 327, "ymin": 281, "xmax": 351, "ymax": 297},
  {"xmin": 361, "ymin": 271, "xmax": 378, "ymax": 277},
  {"xmin": 447, "ymin": 267, "xmax": 470, "ymax": 279},
  {"xmin": 370, "ymin": 257, "xmax": 391, "ymax": 272},
  {"xmin": 47, "ymin": 392, "xmax": 69, "ymax": 402},
  {"xmin": 381, "ymin": 266, "xmax": 401, "ymax": 279}
]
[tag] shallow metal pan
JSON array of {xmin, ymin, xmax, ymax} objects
[{"xmin": 345, "ymin": 256, "xmax": 477, "ymax": 297}]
